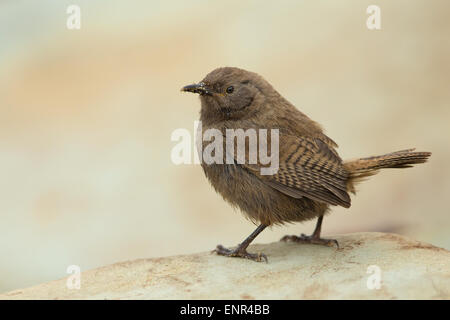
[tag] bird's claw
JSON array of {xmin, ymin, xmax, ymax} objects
[
  {"xmin": 280, "ymin": 234, "xmax": 339, "ymax": 249},
  {"xmin": 213, "ymin": 244, "xmax": 268, "ymax": 263}
]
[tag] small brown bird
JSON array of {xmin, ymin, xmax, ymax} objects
[{"xmin": 181, "ymin": 67, "xmax": 431, "ymax": 262}]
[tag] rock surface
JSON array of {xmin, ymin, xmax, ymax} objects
[{"xmin": 1, "ymin": 232, "xmax": 450, "ymax": 300}]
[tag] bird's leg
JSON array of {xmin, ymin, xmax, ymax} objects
[
  {"xmin": 280, "ymin": 216, "xmax": 339, "ymax": 248},
  {"xmin": 214, "ymin": 224, "xmax": 268, "ymax": 262}
]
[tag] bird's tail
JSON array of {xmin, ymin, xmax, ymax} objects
[{"xmin": 343, "ymin": 148, "xmax": 431, "ymax": 193}]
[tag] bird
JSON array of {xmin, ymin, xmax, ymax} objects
[{"xmin": 181, "ymin": 67, "xmax": 431, "ymax": 262}]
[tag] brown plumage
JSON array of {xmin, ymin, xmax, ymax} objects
[
  {"xmin": 344, "ymin": 149, "xmax": 431, "ymax": 193},
  {"xmin": 182, "ymin": 67, "xmax": 431, "ymax": 262}
]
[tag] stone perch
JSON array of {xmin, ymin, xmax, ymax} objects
[{"xmin": 1, "ymin": 233, "xmax": 449, "ymax": 299}]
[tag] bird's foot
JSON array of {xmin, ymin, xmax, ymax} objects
[
  {"xmin": 280, "ymin": 234, "xmax": 339, "ymax": 248},
  {"xmin": 213, "ymin": 244, "xmax": 268, "ymax": 263}
]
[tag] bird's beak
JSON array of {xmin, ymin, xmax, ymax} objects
[{"xmin": 181, "ymin": 82, "xmax": 210, "ymax": 95}]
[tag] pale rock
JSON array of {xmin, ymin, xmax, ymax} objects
[{"xmin": 1, "ymin": 232, "xmax": 449, "ymax": 300}]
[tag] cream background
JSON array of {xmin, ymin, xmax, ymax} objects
[{"xmin": 0, "ymin": 0, "xmax": 449, "ymax": 293}]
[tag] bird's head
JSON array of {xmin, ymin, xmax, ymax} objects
[{"xmin": 181, "ymin": 67, "xmax": 275, "ymax": 122}]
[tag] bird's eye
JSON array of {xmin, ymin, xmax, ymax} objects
[{"xmin": 226, "ymin": 86, "xmax": 234, "ymax": 94}]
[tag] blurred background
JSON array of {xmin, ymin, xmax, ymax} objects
[{"xmin": 1, "ymin": 0, "xmax": 449, "ymax": 293}]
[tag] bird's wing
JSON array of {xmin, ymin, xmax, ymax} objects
[{"xmin": 241, "ymin": 134, "xmax": 351, "ymax": 208}]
